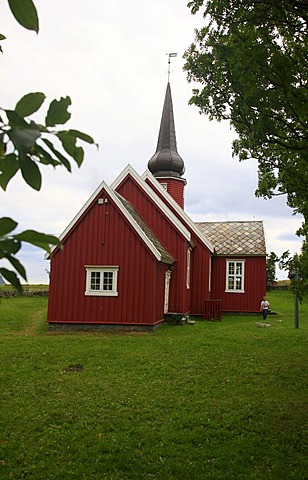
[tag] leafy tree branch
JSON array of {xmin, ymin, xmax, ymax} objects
[
  {"xmin": 184, "ymin": 0, "xmax": 308, "ymax": 295},
  {"xmin": 0, "ymin": 0, "xmax": 97, "ymax": 291}
]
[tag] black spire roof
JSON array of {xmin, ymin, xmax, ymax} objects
[{"xmin": 147, "ymin": 82, "xmax": 185, "ymax": 178}]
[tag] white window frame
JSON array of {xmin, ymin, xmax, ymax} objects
[
  {"xmin": 225, "ymin": 260, "xmax": 245, "ymax": 293},
  {"xmin": 186, "ymin": 247, "xmax": 191, "ymax": 289},
  {"xmin": 85, "ymin": 266, "xmax": 119, "ymax": 296},
  {"xmin": 164, "ymin": 270, "xmax": 172, "ymax": 314},
  {"xmin": 209, "ymin": 255, "xmax": 212, "ymax": 293}
]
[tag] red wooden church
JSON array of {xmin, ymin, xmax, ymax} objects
[{"xmin": 47, "ymin": 82, "xmax": 266, "ymax": 330}]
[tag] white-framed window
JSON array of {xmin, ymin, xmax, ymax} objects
[
  {"xmin": 225, "ymin": 260, "xmax": 245, "ymax": 293},
  {"xmin": 85, "ymin": 266, "xmax": 119, "ymax": 296}
]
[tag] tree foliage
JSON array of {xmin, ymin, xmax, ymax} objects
[
  {"xmin": 0, "ymin": 0, "xmax": 96, "ymax": 291},
  {"xmin": 184, "ymin": 0, "xmax": 308, "ymax": 294},
  {"xmin": 266, "ymin": 251, "xmax": 278, "ymax": 289},
  {"xmin": 279, "ymin": 243, "xmax": 308, "ymax": 302}
]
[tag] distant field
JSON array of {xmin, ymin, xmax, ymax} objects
[
  {"xmin": 0, "ymin": 290, "xmax": 307, "ymax": 479},
  {"xmin": 0, "ymin": 284, "xmax": 49, "ymax": 292}
]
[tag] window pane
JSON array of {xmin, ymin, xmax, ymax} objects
[
  {"xmin": 91, "ymin": 272, "xmax": 100, "ymax": 290},
  {"xmin": 228, "ymin": 276, "xmax": 234, "ymax": 290},
  {"xmin": 236, "ymin": 263, "xmax": 242, "ymax": 275},
  {"xmin": 103, "ymin": 271, "xmax": 113, "ymax": 290},
  {"xmin": 229, "ymin": 263, "xmax": 235, "ymax": 275},
  {"xmin": 235, "ymin": 276, "xmax": 242, "ymax": 290}
]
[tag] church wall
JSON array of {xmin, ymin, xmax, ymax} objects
[
  {"xmin": 115, "ymin": 175, "xmax": 191, "ymax": 315},
  {"xmin": 144, "ymin": 176, "xmax": 213, "ymax": 315},
  {"xmin": 47, "ymin": 189, "xmax": 166, "ymax": 327}
]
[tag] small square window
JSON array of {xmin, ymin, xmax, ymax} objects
[{"xmin": 85, "ymin": 266, "xmax": 119, "ymax": 296}]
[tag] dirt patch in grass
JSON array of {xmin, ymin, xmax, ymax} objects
[{"xmin": 64, "ymin": 364, "xmax": 84, "ymax": 373}]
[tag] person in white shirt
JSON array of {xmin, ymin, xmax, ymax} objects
[{"xmin": 260, "ymin": 296, "xmax": 270, "ymax": 320}]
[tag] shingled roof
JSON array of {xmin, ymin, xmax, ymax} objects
[
  {"xmin": 115, "ymin": 193, "xmax": 175, "ymax": 265},
  {"xmin": 195, "ymin": 221, "xmax": 266, "ymax": 256}
]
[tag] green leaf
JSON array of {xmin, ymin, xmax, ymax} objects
[
  {"xmin": 5, "ymin": 254, "xmax": 27, "ymax": 280},
  {"xmin": 0, "ymin": 217, "xmax": 18, "ymax": 236},
  {"xmin": 0, "ymin": 154, "xmax": 19, "ymax": 190},
  {"xmin": 45, "ymin": 97, "xmax": 71, "ymax": 127},
  {"xmin": 57, "ymin": 131, "xmax": 84, "ymax": 167},
  {"xmin": 5, "ymin": 110, "xmax": 28, "ymax": 128},
  {"xmin": 8, "ymin": 127, "xmax": 40, "ymax": 153},
  {"xmin": 15, "ymin": 92, "xmax": 46, "ymax": 118},
  {"xmin": 19, "ymin": 154, "xmax": 42, "ymax": 190},
  {"xmin": 0, "ymin": 238, "xmax": 21, "ymax": 255},
  {"xmin": 68, "ymin": 129, "xmax": 97, "ymax": 146},
  {"xmin": 35, "ymin": 145, "xmax": 60, "ymax": 167},
  {"xmin": 0, "ymin": 34, "xmax": 6, "ymax": 40},
  {"xmin": 7, "ymin": 0, "xmax": 39, "ymax": 33},
  {"xmin": 42, "ymin": 138, "xmax": 71, "ymax": 171},
  {"xmin": 15, "ymin": 230, "xmax": 59, "ymax": 252},
  {"xmin": 0, "ymin": 267, "xmax": 23, "ymax": 293},
  {"xmin": 27, "ymin": 120, "xmax": 48, "ymax": 133}
]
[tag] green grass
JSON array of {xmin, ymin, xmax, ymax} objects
[{"xmin": 0, "ymin": 291, "xmax": 307, "ymax": 479}]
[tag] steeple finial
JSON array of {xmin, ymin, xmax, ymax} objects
[{"xmin": 167, "ymin": 52, "xmax": 177, "ymax": 82}]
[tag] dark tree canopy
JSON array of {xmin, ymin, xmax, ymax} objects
[{"xmin": 184, "ymin": 0, "xmax": 308, "ymax": 231}]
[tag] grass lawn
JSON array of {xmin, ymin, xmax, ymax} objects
[{"xmin": 0, "ymin": 290, "xmax": 307, "ymax": 479}]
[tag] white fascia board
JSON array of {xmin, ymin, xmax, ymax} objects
[
  {"xmin": 48, "ymin": 179, "xmax": 163, "ymax": 263},
  {"xmin": 142, "ymin": 170, "xmax": 215, "ymax": 252},
  {"xmin": 111, "ymin": 164, "xmax": 191, "ymax": 242}
]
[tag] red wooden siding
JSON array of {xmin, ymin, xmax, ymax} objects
[
  {"xmin": 190, "ymin": 243, "xmax": 211, "ymax": 315},
  {"xmin": 211, "ymin": 256, "xmax": 266, "ymax": 313},
  {"xmin": 144, "ymin": 176, "xmax": 212, "ymax": 315},
  {"xmin": 115, "ymin": 174, "xmax": 191, "ymax": 315},
  {"xmin": 157, "ymin": 178, "xmax": 185, "ymax": 208},
  {"xmin": 47, "ymin": 190, "xmax": 167, "ymax": 326}
]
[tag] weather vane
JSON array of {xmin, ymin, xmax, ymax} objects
[{"xmin": 166, "ymin": 52, "xmax": 177, "ymax": 82}]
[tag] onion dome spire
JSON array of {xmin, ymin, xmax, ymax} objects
[{"xmin": 148, "ymin": 82, "xmax": 185, "ymax": 178}]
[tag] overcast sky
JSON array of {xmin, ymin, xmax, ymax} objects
[{"xmin": 0, "ymin": 0, "xmax": 303, "ymax": 283}]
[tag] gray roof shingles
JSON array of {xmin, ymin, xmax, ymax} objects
[
  {"xmin": 195, "ymin": 221, "xmax": 266, "ymax": 256},
  {"xmin": 115, "ymin": 193, "xmax": 175, "ymax": 265}
]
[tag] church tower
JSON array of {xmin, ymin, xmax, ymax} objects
[{"xmin": 147, "ymin": 82, "xmax": 186, "ymax": 208}]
